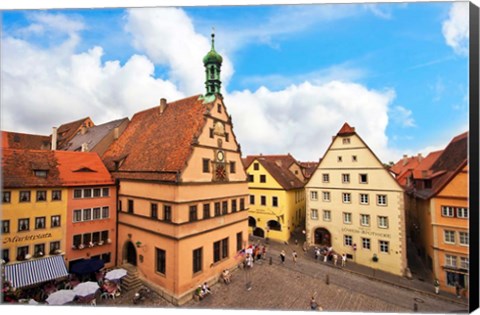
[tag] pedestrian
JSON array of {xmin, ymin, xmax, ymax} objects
[
  {"xmin": 262, "ymin": 246, "xmax": 267, "ymax": 260},
  {"xmin": 341, "ymin": 253, "xmax": 347, "ymax": 267},
  {"xmin": 310, "ymin": 296, "xmax": 318, "ymax": 310},
  {"xmin": 292, "ymin": 250, "xmax": 298, "ymax": 265},
  {"xmin": 455, "ymin": 281, "xmax": 461, "ymax": 298},
  {"xmin": 314, "ymin": 248, "xmax": 319, "ymax": 260},
  {"xmin": 256, "ymin": 246, "xmax": 262, "ymax": 261},
  {"xmin": 280, "ymin": 250, "xmax": 286, "ymax": 264},
  {"xmin": 333, "ymin": 253, "xmax": 338, "ymax": 266},
  {"xmin": 246, "ymin": 253, "xmax": 253, "ymax": 268},
  {"xmin": 323, "ymin": 250, "xmax": 328, "ymax": 263},
  {"xmin": 433, "ymin": 279, "xmax": 440, "ymax": 294}
]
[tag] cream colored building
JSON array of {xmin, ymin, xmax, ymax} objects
[{"xmin": 305, "ymin": 123, "xmax": 407, "ymax": 276}]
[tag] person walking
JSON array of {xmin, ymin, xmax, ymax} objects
[
  {"xmin": 292, "ymin": 250, "xmax": 298, "ymax": 265},
  {"xmin": 280, "ymin": 250, "xmax": 286, "ymax": 264},
  {"xmin": 455, "ymin": 281, "xmax": 461, "ymax": 298},
  {"xmin": 434, "ymin": 279, "xmax": 440, "ymax": 294},
  {"xmin": 341, "ymin": 253, "xmax": 347, "ymax": 267},
  {"xmin": 333, "ymin": 253, "xmax": 338, "ymax": 266}
]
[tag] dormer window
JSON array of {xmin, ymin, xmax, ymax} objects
[
  {"xmin": 34, "ymin": 170, "xmax": 48, "ymax": 177},
  {"xmin": 343, "ymin": 138, "xmax": 351, "ymax": 144}
]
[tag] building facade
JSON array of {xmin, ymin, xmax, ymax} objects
[
  {"xmin": 305, "ymin": 123, "xmax": 407, "ymax": 276},
  {"xmin": 244, "ymin": 154, "xmax": 306, "ymax": 242},
  {"xmin": 102, "ymin": 33, "xmax": 249, "ymax": 305}
]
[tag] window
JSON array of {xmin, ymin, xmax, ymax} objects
[
  {"xmin": 2, "ymin": 191, "xmax": 11, "ymax": 203},
  {"xmin": 189, "ymin": 205, "xmax": 198, "ymax": 222},
  {"xmin": 217, "ymin": 104, "xmax": 222, "ymax": 113},
  {"xmin": 92, "ymin": 232, "xmax": 100, "ymax": 243},
  {"xmin": 360, "ymin": 194, "xmax": 369, "ymax": 205},
  {"xmin": 379, "ymin": 240, "xmax": 389, "ymax": 253},
  {"xmin": 343, "ymin": 212, "xmax": 352, "ymax": 224},
  {"xmin": 128, "ymin": 199, "xmax": 134, "ymax": 213},
  {"xmin": 225, "ymin": 133, "xmax": 230, "ymax": 142},
  {"xmin": 240, "ymin": 198, "xmax": 245, "ymax": 210},
  {"xmin": 248, "ymin": 174, "xmax": 254, "ymax": 182},
  {"xmin": 337, "ymin": 156, "xmax": 343, "ymax": 162},
  {"xmin": 322, "ymin": 174, "xmax": 330, "ymax": 183},
  {"xmin": 343, "ymin": 138, "xmax": 351, "ymax": 144},
  {"xmin": 459, "ymin": 232, "xmax": 469, "ymax": 246},
  {"xmin": 36, "ymin": 190, "xmax": 47, "ymax": 201},
  {"xmin": 83, "ymin": 208, "xmax": 92, "ymax": 221},
  {"xmin": 51, "ymin": 215, "xmax": 60, "ymax": 227},
  {"xmin": 18, "ymin": 218, "xmax": 29, "ymax": 231},
  {"xmin": 93, "ymin": 188, "xmax": 101, "ymax": 197},
  {"xmin": 213, "ymin": 241, "xmax": 221, "ymax": 263},
  {"xmin": 214, "ymin": 238, "xmax": 229, "ymax": 263},
  {"xmin": 83, "ymin": 189, "xmax": 92, "ymax": 198},
  {"xmin": 193, "ymin": 248, "xmax": 203, "ymax": 274},
  {"xmin": 202, "ymin": 158, "xmax": 210, "ymax": 173},
  {"xmin": 73, "ymin": 210, "xmax": 82, "ymax": 222},
  {"xmin": 229, "ymin": 199, "xmax": 236, "ymax": 212},
  {"xmin": 2, "ymin": 220, "xmax": 10, "ymax": 233},
  {"xmin": 74, "ymin": 189, "xmax": 82, "ymax": 198},
  {"xmin": 34, "ymin": 170, "xmax": 47, "ymax": 177},
  {"xmin": 352, "ymin": 155, "xmax": 357, "ymax": 162},
  {"xmin": 102, "ymin": 206, "xmax": 109, "ymax": 219},
  {"xmin": 52, "ymin": 190, "xmax": 62, "ymax": 201},
  {"xmin": 50, "ymin": 241, "xmax": 60, "ymax": 254},
  {"xmin": 322, "ymin": 191, "xmax": 330, "ymax": 202},
  {"xmin": 156, "ymin": 248, "xmax": 166, "ymax": 275},
  {"xmin": 445, "ymin": 254, "xmax": 457, "ymax": 267},
  {"xmin": 310, "ymin": 191, "xmax": 318, "ymax": 201},
  {"xmin": 344, "ymin": 235, "xmax": 353, "ymax": 246},
  {"xmin": 444, "ymin": 230, "xmax": 455, "ymax": 244},
  {"xmin": 203, "ymin": 204, "xmax": 211, "ymax": 219},
  {"xmin": 73, "ymin": 235, "xmax": 82, "ymax": 247},
  {"xmin": 260, "ymin": 196, "xmax": 266, "ymax": 206},
  {"xmin": 377, "ymin": 195, "xmax": 387, "ymax": 206},
  {"xmin": 93, "ymin": 207, "xmax": 101, "ymax": 220},
  {"xmin": 164, "ymin": 205, "xmax": 172, "ymax": 222},
  {"xmin": 221, "ymin": 238, "xmax": 229, "ymax": 259},
  {"xmin": 222, "ymin": 201, "xmax": 228, "ymax": 214},
  {"xmin": 311, "ymin": 209, "xmax": 318, "ymax": 220},
  {"xmin": 83, "ymin": 233, "xmax": 91, "ymax": 245},
  {"xmin": 441, "ymin": 206, "xmax": 454, "ymax": 217},
  {"xmin": 230, "ymin": 161, "xmax": 236, "ymax": 174},
  {"xmin": 323, "ymin": 210, "xmax": 331, "ymax": 221},
  {"xmin": 151, "ymin": 203, "xmax": 158, "ymax": 219},
  {"xmin": 362, "ymin": 238, "xmax": 371, "ymax": 250},
  {"xmin": 457, "ymin": 207, "xmax": 469, "ymax": 218},
  {"xmin": 214, "ymin": 202, "xmax": 221, "ymax": 216},
  {"xmin": 237, "ymin": 232, "xmax": 243, "ymax": 251},
  {"xmin": 359, "ymin": 174, "xmax": 368, "ymax": 184},
  {"xmin": 209, "ymin": 128, "xmax": 214, "ymax": 138},
  {"xmin": 254, "ymin": 163, "xmax": 259, "ymax": 171},
  {"xmin": 342, "ymin": 174, "xmax": 350, "ymax": 183},
  {"xmin": 2, "ymin": 249, "xmax": 9, "ymax": 263},
  {"xmin": 460, "ymin": 257, "xmax": 469, "ymax": 270},
  {"xmin": 17, "ymin": 246, "xmax": 29, "ymax": 260},
  {"xmin": 272, "ymin": 197, "xmax": 278, "ymax": 207},
  {"xmin": 378, "ymin": 216, "xmax": 388, "ymax": 229},
  {"xmin": 101, "ymin": 230, "xmax": 109, "ymax": 242},
  {"xmin": 102, "ymin": 188, "xmax": 109, "ymax": 197},
  {"xmin": 101, "ymin": 253, "xmax": 111, "ymax": 264},
  {"xmin": 35, "ymin": 217, "xmax": 46, "ymax": 229},
  {"xmin": 34, "ymin": 244, "xmax": 45, "ymax": 256},
  {"xmin": 19, "ymin": 191, "xmax": 31, "ymax": 202},
  {"xmin": 342, "ymin": 193, "xmax": 351, "ymax": 204},
  {"xmin": 260, "ymin": 175, "xmax": 266, "ymax": 183},
  {"xmin": 360, "ymin": 214, "xmax": 370, "ymax": 227}
]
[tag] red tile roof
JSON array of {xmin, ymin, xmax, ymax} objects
[
  {"xmin": 337, "ymin": 122, "xmax": 355, "ymax": 136},
  {"xmin": 1, "ymin": 131, "xmax": 50, "ymax": 150},
  {"xmin": 244, "ymin": 154, "xmax": 305, "ymax": 190},
  {"xmin": 2, "ymin": 149, "xmax": 113, "ymax": 188},
  {"xmin": 56, "ymin": 117, "xmax": 93, "ymax": 149},
  {"xmin": 412, "ymin": 150, "xmax": 443, "ymax": 179},
  {"xmin": 102, "ymin": 95, "xmax": 210, "ymax": 181},
  {"xmin": 299, "ymin": 161, "xmax": 319, "ymax": 179}
]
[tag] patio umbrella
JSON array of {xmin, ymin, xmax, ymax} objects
[
  {"xmin": 105, "ymin": 268, "xmax": 127, "ymax": 281},
  {"xmin": 28, "ymin": 299, "xmax": 39, "ymax": 305},
  {"xmin": 73, "ymin": 281, "xmax": 100, "ymax": 297},
  {"xmin": 46, "ymin": 289, "xmax": 76, "ymax": 305}
]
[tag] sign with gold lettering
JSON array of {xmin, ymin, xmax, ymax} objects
[
  {"xmin": 3, "ymin": 233, "xmax": 53, "ymax": 245},
  {"xmin": 341, "ymin": 227, "xmax": 390, "ymax": 239}
]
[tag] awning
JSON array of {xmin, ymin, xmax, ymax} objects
[
  {"xmin": 70, "ymin": 258, "xmax": 104, "ymax": 275},
  {"xmin": 4, "ymin": 255, "xmax": 69, "ymax": 289}
]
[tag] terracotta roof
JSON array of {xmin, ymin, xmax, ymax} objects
[
  {"xmin": 412, "ymin": 150, "xmax": 443, "ymax": 179},
  {"xmin": 102, "ymin": 95, "xmax": 210, "ymax": 181},
  {"xmin": 1, "ymin": 131, "xmax": 50, "ymax": 150},
  {"xmin": 244, "ymin": 154, "xmax": 305, "ymax": 190},
  {"xmin": 337, "ymin": 122, "xmax": 355, "ymax": 136},
  {"xmin": 56, "ymin": 117, "xmax": 93, "ymax": 149},
  {"xmin": 2, "ymin": 149, "xmax": 113, "ymax": 188},
  {"xmin": 299, "ymin": 161, "xmax": 319, "ymax": 179}
]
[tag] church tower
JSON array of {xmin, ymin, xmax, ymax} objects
[{"xmin": 202, "ymin": 31, "xmax": 223, "ymax": 102}]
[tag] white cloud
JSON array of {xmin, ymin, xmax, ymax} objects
[
  {"xmin": 442, "ymin": 2, "xmax": 469, "ymax": 56},
  {"xmin": 389, "ymin": 105, "xmax": 416, "ymax": 128}
]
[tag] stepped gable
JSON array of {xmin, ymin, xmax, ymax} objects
[
  {"xmin": 244, "ymin": 154, "xmax": 304, "ymax": 190},
  {"xmin": 1, "ymin": 131, "xmax": 50, "ymax": 150},
  {"xmin": 2, "ymin": 149, "xmax": 61, "ymax": 188},
  {"xmin": 102, "ymin": 95, "xmax": 209, "ymax": 181}
]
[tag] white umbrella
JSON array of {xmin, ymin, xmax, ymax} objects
[
  {"xmin": 46, "ymin": 289, "xmax": 76, "ymax": 305},
  {"xmin": 28, "ymin": 299, "xmax": 39, "ymax": 305},
  {"xmin": 73, "ymin": 281, "xmax": 100, "ymax": 297},
  {"xmin": 105, "ymin": 268, "xmax": 127, "ymax": 281}
]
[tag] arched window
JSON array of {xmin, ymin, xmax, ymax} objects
[
  {"xmin": 248, "ymin": 216, "xmax": 256, "ymax": 227},
  {"xmin": 267, "ymin": 220, "xmax": 281, "ymax": 231}
]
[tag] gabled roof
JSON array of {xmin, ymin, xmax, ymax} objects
[
  {"xmin": 412, "ymin": 150, "xmax": 443, "ymax": 179},
  {"xmin": 102, "ymin": 95, "xmax": 211, "ymax": 182},
  {"xmin": 299, "ymin": 161, "xmax": 320, "ymax": 179},
  {"xmin": 1, "ymin": 131, "xmax": 50, "ymax": 150},
  {"xmin": 56, "ymin": 117, "xmax": 93, "ymax": 149},
  {"xmin": 337, "ymin": 122, "xmax": 356, "ymax": 136},
  {"xmin": 244, "ymin": 154, "xmax": 305, "ymax": 190},
  {"xmin": 2, "ymin": 149, "xmax": 113, "ymax": 188},
  {"xmin": 63, "ymin": 118, "xmax": 128, "ymax": 152}
]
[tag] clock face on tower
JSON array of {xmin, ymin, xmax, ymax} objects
[{"xmin": 216, "ymin": 150, "xmax": 224, "ymax": 162}]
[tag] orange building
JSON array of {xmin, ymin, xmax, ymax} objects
[
  {"xmin": 410, "ymin": 132, "xmax": 468, "ymax": 295},
  {"xmin": 102, "ymin": 33, "xmax": 249, "ymax": 305}
]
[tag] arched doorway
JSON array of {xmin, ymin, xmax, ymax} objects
[
  {"xmin": 267, "ymin": 220, "xmax": 281, "ymax": 231},
  {"xmin": 253, "ymin": 227, "xmax": 265, "ymax": 238},
  {"xmin": 248, "ymin": 216, "xmax": 256, "ymax": 228},
  {"xmin": 314, "ymin": 228, "xmax": 331, "ymax": 246},
  {"xmin": 125, "ymin": 241, "xmax": 137, "ymax": 266}
]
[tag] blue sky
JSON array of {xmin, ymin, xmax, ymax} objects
[{"xmin": 0, "ymin": 1, "xmax": 470, "ymax": 163}]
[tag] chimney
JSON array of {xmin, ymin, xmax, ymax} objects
[
  {"xmin": 80, "ymin": 123, "xmax": 87, "ymax": 135},
  {"xmin": 417, "ymin": 153, "xmax": 423, "ymax": 162},
  {"xmin": 51, "ymin": 127, "xmax": 57, "ymax": 150},
  {"xmin": 113, "ymin": 127, "xmax": 119, "ymax": 140},
  {"xmin": 81, "ymin": 142, "xmax": 88, "ymax": 152},
  {"xmin": 402, "ymin": 154, "xmax": 408, "ymax": 166},
  {"xmin": 159, "ymin": 98, "xmax": 167, "ymax": 114}
]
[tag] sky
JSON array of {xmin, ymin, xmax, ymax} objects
[{"xmin": 0, "ymin": 1, "xmax": 471, "ymax": 164}]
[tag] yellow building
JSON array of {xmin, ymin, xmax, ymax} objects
[
  {"xmin": 243, "ymin": 154, "xmax": 306, "ymax": 243},
  {"xmin": 305, "ymin": 123, "xmax": 407, "ymax": 276}
]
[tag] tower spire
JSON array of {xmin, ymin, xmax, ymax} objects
[{"xmin": 202, "ymin": 28, "xmax": 223, "ymax": 102}]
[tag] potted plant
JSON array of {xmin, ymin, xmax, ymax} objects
[{"xmin": 372, "ymin": 254, "xmax": 379, "ymax": 262}]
